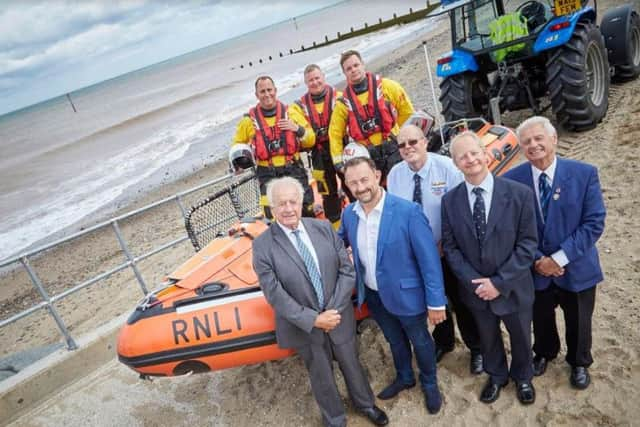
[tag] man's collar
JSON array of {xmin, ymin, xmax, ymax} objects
[
  {"xmin": 531, "ymin": 156, "xmax": 557, "ymax": 181},
  {"xmin": 354, "ymin": 188, "xmax": 385, "ymax": 217},
  {"xmin": 465, "ymin": 172, "xmax": 493, "ymax": 195}
]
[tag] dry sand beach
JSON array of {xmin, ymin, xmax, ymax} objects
[{"xmin": 3, "ymin": 0, "xmax": 640, "ymax": 425}]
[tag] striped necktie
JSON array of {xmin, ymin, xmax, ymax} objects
[
  {"xmin": 539, "ymin": 172, "xmax": 552, "ymax": 221},
  {"xmin": 413, "ymin": 173, "xmax": 423, "ymax": 206},
  {"xmin": 292, "ymin": 229, "xmax": 324, "ymax": 308}
]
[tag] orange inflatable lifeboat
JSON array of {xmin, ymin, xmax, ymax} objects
[{"xmin": 117, "ymin": 219, "xmax": 368, "ymax": 378}]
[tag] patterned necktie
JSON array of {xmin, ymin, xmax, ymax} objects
[
  {"xmin": 472, "ymin": 187, "xmax": 487, "ymax": 246},
  {"xmin": 539, "ymin": 172, "xmax": 552, "ymax": 221},
  {"xmin": 292, "ymin": 229, "xmax": 324, "ymax": 308},
  {"xmin": 413, "ymin": 173, "xmax": 423, "ymax": 206}
]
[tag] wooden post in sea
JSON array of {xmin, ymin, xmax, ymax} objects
[{"xmin": 66, "ymin": 93, "xmax": 77, "ymax": 113}]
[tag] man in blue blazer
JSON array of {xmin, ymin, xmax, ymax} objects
[
  {"xmin": 338, "ymin": 156, "xmax": 447, "ymax": 415},
  {"xmin": 504, "ymin": 116, "xmax": 606, "ymax": 390},
  {"xmin": 441, "ymin": 131, "xmax": 538, "ymax": 405}
]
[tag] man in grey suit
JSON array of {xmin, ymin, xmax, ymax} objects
[
  {"xmin": 252, "ymin": 176, "xmax": 388, "ymax": 427},
  {"xmin": 441, "ymin": 132, "xmax": 538, "ymax": 405}
]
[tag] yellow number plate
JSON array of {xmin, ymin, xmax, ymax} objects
[{"xmin": 554, "ymin": 0, "xmax": 581, "ymax": 16}]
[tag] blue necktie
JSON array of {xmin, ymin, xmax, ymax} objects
[
  {"xmin": 539, "ymin": 172, "xmax": 552, "ymax": 221},
  {"xmin": 472, "ymin": 187, "xmax": 486, "ymax": 247},
  {"xmin": 413, "ymin": 173, "xmax": 423, "ymax": 206},
  {"xmin": 292, "ymin": 229, "xmax": 324, "ymax": 308}
]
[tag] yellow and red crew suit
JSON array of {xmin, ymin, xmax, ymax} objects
[{"xmin": 232, "ymin": 100, "xmax": 315, "ymax": 219}]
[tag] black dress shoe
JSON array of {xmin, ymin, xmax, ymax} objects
[
  {"xmin": 532, "ymin": 355, "xmax": 550, "ymax": 376},
  {"xmin": 516, "ymin": 381, "xmax": 536, "ymax": 405},
  {"xmin": 570, "ymin": 366, "xmax": 591, "ymax": 390},
  {"xmin": 470, "ymin": 352, "xmax": 484, "ymax": 375},
  {"xmin": 435, "ymin": 345, "xmax": 454, "ymax": 363},
  {"xmin": 359, "ymin": 405, "xmax": 389, "ymax": 426},
  {"xmin": 479, "ymin": 379, "xmax": 507, "ymax": 403},
  {"xmin": 376, "ymin": 379, "xmax": 416, "ymax": 400}
]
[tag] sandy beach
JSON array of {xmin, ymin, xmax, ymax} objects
[{"xmin": 3, "ymin": 0, "xmax": 640, "ymax": 424}]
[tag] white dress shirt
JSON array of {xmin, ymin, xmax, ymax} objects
[
  {"xmin": 530, "ymin": 156, "xmax": 569, "ymax": 267},
  {"xmin": 387, "ymin": 153, "xmax": 463, "ymax": 243},
  {"xmin": 464, "ymin": 172, "xmax": 494, "ymax": 222},
  {"xmin": 354, "ymin": 190, "xmax": 385, "ymax": 291},
  {"xmin": 277, "ymin": 220, "xmax": 322, "ymax": 277}
]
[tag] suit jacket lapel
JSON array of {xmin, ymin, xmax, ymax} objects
[
  {"xmin": 545, "ymin": 158, "xmax": 570, "ymax": 231},
  {"xmin": 376, "ymin": 195, "xmax": 394, "ymax": 265},
  {"xmin": 271, "ymin": 223, "xmax": 310, "ymax": 281},
  {"xmin": 485, "ymin": 178, "xmax": 510, "ymax": 239},
  {"xmin": 455, "ymin": 184, "xmax": 475, "ymax": 235}
]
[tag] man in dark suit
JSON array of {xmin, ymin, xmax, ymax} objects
[
  {"xmin": 252, "ymin": 177, "xmax": 388, "ymax": 427},
  {"xmin": 504, "ymin": 116, "xmax": 606, "ymax": 389},
  {"xmin": 338, "ymin": 157, "xmax": 447, "ymax": 415},
  {"xmin": 441, "ymin": 131, "xmax": 538, "ymax": 405}
]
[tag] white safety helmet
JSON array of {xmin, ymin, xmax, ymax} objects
[
  {"xmin": 342, "ymin": 141, "xmax": 370, "ymax": 163},
  {"xmin": 404, "ymin": 109, "xmax": 436, "ymax": 137},
  {"xmin": 228, "ymin": 143, "xmax": 255, "ymax": 171}
]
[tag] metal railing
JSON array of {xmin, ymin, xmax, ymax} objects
[{"xmin": 0, "ymin": 171, "xmax": 256, "ymax": 351}]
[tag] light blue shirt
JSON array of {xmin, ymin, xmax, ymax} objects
[
  {"xmin": 387, "ymin": 153, "xmax": 463, "ymax": 243},
  {"xmin": 464, "ymin": 172, "xmax": 494, "ymax": 222},
  {"xmin": 277, "ymin": 220, "xmax": 322, "ymax": 277}
]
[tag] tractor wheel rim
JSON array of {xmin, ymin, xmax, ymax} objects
[
  {"xmin": 586, "ymin": 42, "xmax": 606, "ymax": 106},
  {"xmin": 632, "ymin": 25, "xmax": 640, "ymax": 67}
]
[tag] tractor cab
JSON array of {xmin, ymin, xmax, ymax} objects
[{"xmin": 432, "ymin": 0, "xmax": 639, "ymax": 131}]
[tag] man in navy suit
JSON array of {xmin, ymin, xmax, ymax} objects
[
  {"xmin": 338, "ymin": 156, "xmax": 447, "ymax": 414},
  {"xmin": 441, "ymin": 131, "xmax": 538, "ymax": 405},
  {"xmin": 504, "ymin": 116, "xmax": 606, "ymax": 389}
]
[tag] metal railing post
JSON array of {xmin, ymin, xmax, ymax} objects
[
  {"xmin": 175, "ymin": 194, "xmax": 188, "ymax": 219},
  {"xmin": 21, "ymin": 257, "xmax": 78, "ymax": 350},
  {"xmin": 111, "ymin": 220, "xmax": 149, "ymax": 295}
]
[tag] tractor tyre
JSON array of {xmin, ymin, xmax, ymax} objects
[
  {"xmin": 546, "ymin": 21, "xmax": 610, "ymax": 132},
  {"xmin": 439, "ymin": 72, "xmax": 490, "ymax": 122},
  {"xmin": 613, "ymin": 12, "xmax": 640, "ymax": 82}
]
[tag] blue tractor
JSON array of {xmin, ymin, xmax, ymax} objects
[{"xmin": 434, "ymin": 0, "xmax": 640, "ymax": 131}]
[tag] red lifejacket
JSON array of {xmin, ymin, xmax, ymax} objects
[
  {"xmin": 343, "ymin": 72, "xmax": 396, "ymax": 145},
  {"xmin": 298, "ymin": 85, "xmax": 335, "ymax": 148},
  {"xmin": 249, "ymin": 101, "xmax": 299, "ymax": 163}
]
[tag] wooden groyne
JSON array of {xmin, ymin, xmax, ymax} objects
[{"xmin": 236, "ymin": 3, "xmax": 440, "ymax": 69}]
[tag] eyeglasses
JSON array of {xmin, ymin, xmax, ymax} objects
[{"xmin": 397, "ymin": 138, "xmax": 421, "ymax": 149}]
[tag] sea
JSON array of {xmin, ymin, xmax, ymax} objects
[{"xmin": 0, "ymin": 1, "xmax": 445, "ymax": 262}]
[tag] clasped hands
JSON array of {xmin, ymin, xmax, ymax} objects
[
  {"xmin": 314, "ymin": 309, "xmax": 341, "ymax": 332},
  {"xmin": 472, "ymin": 277, "xmax": 500, "ymax": 301},
  {"xmin": 535, "ymin": 256, "xmax": 565, "ymax": 277}
]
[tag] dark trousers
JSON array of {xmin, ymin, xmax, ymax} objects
[
  {"xmin": 310, "ymin": 146, "xmax": 342, "ymax": 223},
  {"xmin": 365, "ymin": 287, "xmax": 438, "ymax": 390},
  {"xmin": 470, "ymin": 307, "xmax": 534, "ymax": 384},
  {"xmin": 256, "ymin": 163, "xmax": 314, "ymax": 219},
  {"xmin": 432, "ymin": 259, "xmax": 482, "ymax": 354},
  {"xmin": 367, "ymin": 138, "xmax": 402, "ymax": 187},
  {"xmin": 296, "ymin": 334, "xmax": 374, "ymax": 427},
  {"xmin": 532, "ymin": 283, "xmax": 596, "ymax": 367}
]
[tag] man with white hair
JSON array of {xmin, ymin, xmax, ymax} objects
[
  {"xmin": 441, "ymin": 131, "xmax": 538, "ymax": 405},
  {"xmin": 504, "ymin": 116, "xmax": 606, "ymax": 390},
  {"xmin": 252, "ymin": 177, "xmax": 388, "ymax": 427}
]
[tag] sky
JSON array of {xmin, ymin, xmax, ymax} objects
[{"xmin": 0, "ymin": 0, "xmax": 341, "ymax": 116}]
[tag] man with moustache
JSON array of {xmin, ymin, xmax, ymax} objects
[
  {"xmin": 504, "ymin": 116, "xmax": 606, "ymax": 389},
  {"xmin": 441, "ymin": 132, "xmax": 538, "ymax": 405},
  {"xmin": 329, "ymin": 50, "xmax": 414, "ymax": 185},
  {"xmin": 338, "ymin": 157, "xmax": 447, "ymax": 414},
  {"xmin": 231, "ymin": 75, "xmax": 314, "ymax": 219},
  {"xmin": 252, "ymin": 177, "xmax": 388, "ymax": 427},
  {"xmin": 387, "ymin": 124, "xmax": 483, "ymax": 374},
  {"xmin": 290, "ymin": 64, "xmax": 344, "ymax": 228}
]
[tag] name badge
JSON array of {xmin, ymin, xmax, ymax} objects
[{"xmin": 431, "ymin": 181, "xmax": 447, "ymax": 196}]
